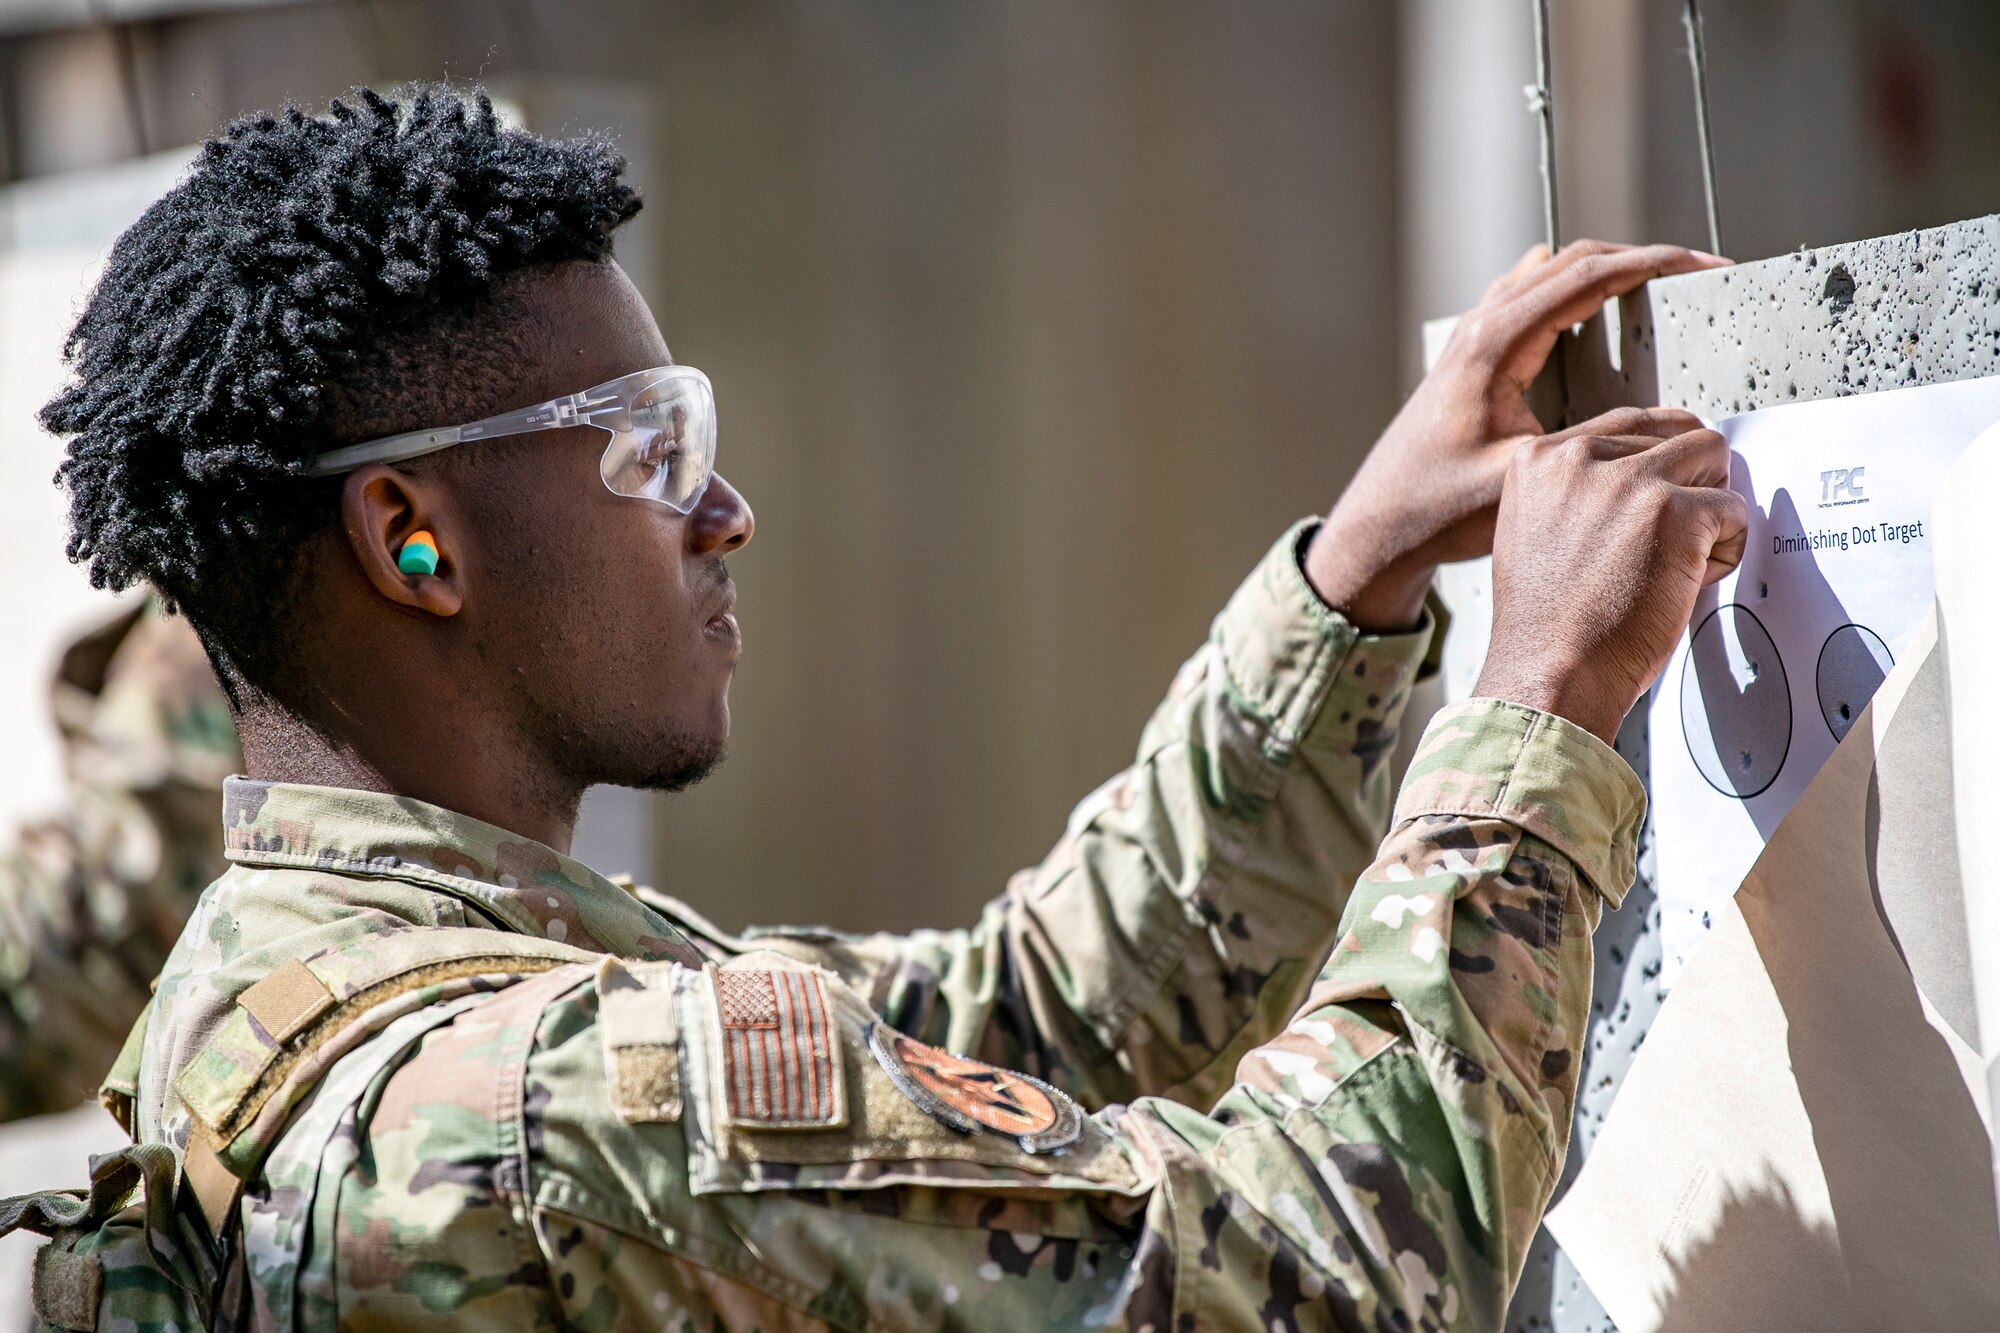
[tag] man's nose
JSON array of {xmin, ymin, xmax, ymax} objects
[{"xmin": 687, "ymin": 473, "xmax": 754, "ymax": 555}]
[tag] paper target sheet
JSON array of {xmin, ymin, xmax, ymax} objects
[{"xmin": 1649, "ymin": 375, "xmax": 2000, "ymax": 988}]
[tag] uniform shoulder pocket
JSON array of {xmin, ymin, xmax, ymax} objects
[
  {"xmin": 596, "ymin": 957, "xmax": 685, "ymax": 1123},
  {"xmin": 678, "ymin": 952, "xmax": 1151, "ymax": 1200}
]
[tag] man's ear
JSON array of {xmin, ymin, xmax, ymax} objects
[{"xmin": 340, "ymin": 465, "xmax": 464, "ymax": 617}]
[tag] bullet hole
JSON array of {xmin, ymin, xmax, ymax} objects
[
  {"xmin": 1739, "ymin": 750, "xmax": 1754, "ymax": 772},
  {"xmin": 1759, "ymin": 581, "xmax": 1769, "ymax": 599},
  {"xmin": 1839, "ymin": 702, "xmax": 1851, "ymax": 722},
  {"xmin": 1824, "ymin": 263, "xmax": 1857, "ymax": 315}
]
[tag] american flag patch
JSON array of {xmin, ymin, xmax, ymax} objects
[{"xmin": 712, "ymin": 967, "xmax": 845, "ymax": 1128}]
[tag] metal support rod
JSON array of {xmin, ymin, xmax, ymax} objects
[
  {"xmin": 1529, "ymin": 0, "xmax": 1560, "ymax": 254},
  {"xmin": 1683, "ymin": 0, "xmax": 1723, "ymax": 255},
  {"xmin": 1527, "ymin": 0, "xmax": 1568, "ymax": 421}
]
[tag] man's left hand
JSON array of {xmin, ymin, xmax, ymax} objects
[{"xmin": 1304, "ymin": 240, "xmax": 1730, "ymax": 632}]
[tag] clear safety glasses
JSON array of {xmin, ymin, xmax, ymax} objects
[{"xmin": 307, "ymin": 365, "xmax": 718, "ymax": 513}]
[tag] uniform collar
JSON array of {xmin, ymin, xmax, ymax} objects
[{"xmin": 220, "ymin": 776, "xmax": 699, "ymax": 962}]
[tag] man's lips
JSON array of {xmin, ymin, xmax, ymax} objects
[{"xmin": 703, "ymin": 582, "xmax": 740, "ymax": 646}]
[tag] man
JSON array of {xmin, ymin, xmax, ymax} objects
[{"xmin": 14, "ymin": 85, "xmax": 1742, "ymax": 1329}]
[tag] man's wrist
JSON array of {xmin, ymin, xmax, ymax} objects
[
  {"xmin": 1301, "ymin": 521, "xmax": 1435, "ymax": 634},
  {"xmin": 1471, "ymin": 655, "xmax": 1628, "ymax": 747}
]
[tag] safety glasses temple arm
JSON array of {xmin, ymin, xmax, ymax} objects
[
  {"xmin": 303, "ymin": 396, "xmax": 577, "ymax": 477},
  {"xmin": 305, "ymin": 425, "xmax": 467, "ymax": 476}
]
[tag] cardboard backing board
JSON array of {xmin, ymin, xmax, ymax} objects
[{"xmin": 1545, "ymin": 615, "xmax": 1998, "ymax": 1332}]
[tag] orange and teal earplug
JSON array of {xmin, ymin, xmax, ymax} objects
[{"xmin": 397, "ymin": 530, "xmax": 440, "ymax": 576}]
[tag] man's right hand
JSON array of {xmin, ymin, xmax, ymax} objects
[
  {"xmin": 1474, "ymin": 407, "xmax": 1747, "ymax": 744},
  {"xmin": 1305, "ymin": 241, "xmax": 1728, "ymax": 633}
]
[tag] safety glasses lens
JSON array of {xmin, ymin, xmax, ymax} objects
[{"xmin": 598, "ymin": 374, "xmax": 716, "ymax": 511}]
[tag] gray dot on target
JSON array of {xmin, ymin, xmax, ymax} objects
[
  {"xmin": 1815, "ymin": 624, "xmax": 1892, "ymax": 742},
  {"xmin": 1681, "ymin": 604, "xmax": 1792, "ymax": 799}
]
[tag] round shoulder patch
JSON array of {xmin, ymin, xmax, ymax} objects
[{"xmin": 866, "ymin": 1024, "xmax": 1083, "ymax": 1155}]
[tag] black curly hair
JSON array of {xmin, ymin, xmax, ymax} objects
[{"xmin": 40, "ymin": 83, "xmax": 642, "ymax": 699}]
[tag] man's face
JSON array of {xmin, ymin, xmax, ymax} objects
[{"xmin": 446, "ymin": 261, "xmax": 754, "ymax": 792}]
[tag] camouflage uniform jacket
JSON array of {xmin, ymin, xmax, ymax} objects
[
  {"xmin": 121, "ymin": 523, "xmax": 1642, "ymax": 1329},
  {"xmin": 0, "ymin": 602, "xmax": 238, "ymax": 1119}
]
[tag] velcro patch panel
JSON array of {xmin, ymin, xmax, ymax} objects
[
  {"xmin": 597, "ymin": 957, "xmax": 684, "ymax": 1123},
  {"xmin": 710, "ymin": 965, "xmax": 845, "ymax": 1129}
]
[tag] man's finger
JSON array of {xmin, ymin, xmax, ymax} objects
[
  {"xmin": 1496, "ymin": 238, "xmax": 1630, "ymax": 295},
  {"xmin": 1574, "ymin": 433, "xmax": 1696, "ymax": 462},
  {"xmin": 1630, "ymin": 426, "xmax": 1732, "ymax": 489},
  {"xmin": 1518, "ymin": 238, "xmax": 1725, "ymax": 294},
  {"xmin": 1547, "ymin": 406, "xmax": 1704, "ymax": 445},
  {"xmin": 1685, "ymin": 487, "xmax": 1751, "ymax": 586},
  {"xmin": 1473, "ymin": 240, "xmax": 1641, "ymax": 322},
  {"xmin": 1481, "ymin": 243, "xmax": 1555, "ymax": 303},
  {"xmin": 1491, "ymin": 244, "xmax": 1732, "ymax": 388},
  {"xmin": 1510, "ymin": 242, "xmax": 1729, "ymax": 333}
]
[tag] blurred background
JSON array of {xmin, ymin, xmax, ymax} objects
[{"xmin": 2, "ymin": 0, "xmax": 1999, "ymax": 1322}]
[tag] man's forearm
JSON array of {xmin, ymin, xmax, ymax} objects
[{"xmin": 1119, "ymin": 696, "xmax": 1643, "ymax": 1328}]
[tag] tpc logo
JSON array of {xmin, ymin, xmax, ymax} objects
[{"xmin": 1820, "ymin": 467, "xmax": 1867, "ymax": 506}]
